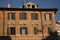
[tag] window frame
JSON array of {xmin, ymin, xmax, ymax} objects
[
  {"xmin": 44, "ymin": 13, "xmax": 52, "ymax": 20},
  {"xmin": 7, "ymin": 27, "xmax": 15, "ymax": 35},
  {"xmin": 31, "ymin": 13, "xmax": 38, "ymax": 20},
  {"xmin": 8, "ymin": 12, "xmax": 15, "ymax": 20},
  {"xmin": 20, "ymin": 27, "xmax": 28, "ymax": 35},
  {"xmin": 34, "ymin": 27, "xmax": 39, "ymax": 35},
  {"xmin": 32, "ymin": 5, "xmax": 35, "ymax": 8},
  {"xmin": 20, "ymin": 13, "xmax": 27, "ymax": 20},
  {"xmin": 48, "ymin": 27, "xmax": 52, "ymax": 34}
]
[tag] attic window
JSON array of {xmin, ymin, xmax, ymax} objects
[
  {"xmin": 32, "ymin": 5, "xmax": 35, "ymax": 8},
  {"xmin": 28, "ymin": 5, "xmax": 30, "ymax": 7},
  {"xmin": 37, "ymin": 5, "xmax": 38, "ymax": 7}
]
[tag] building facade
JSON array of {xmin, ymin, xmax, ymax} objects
[
  {"xmin": 56, "ymin": 21, "xmax": 60, "ymax": 35},
  {"xmin": 0, "ymin": 2, "xmax": 58, "ymax": 40}
]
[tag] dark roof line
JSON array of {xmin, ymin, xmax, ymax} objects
[{"xmin": 0, "ymin": 8, "xmax": 58, "ymax": 13}]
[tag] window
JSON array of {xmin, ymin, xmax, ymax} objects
[
  {"xmin": 48, "ymin": 27, "xmax": 52, "ymax": 34},
  {"xmin": 31, "ymin": 13, "xmax": 38, "ymax": 20},
  {"xmin": 7, "ymin": 27, "xmax": 15, "ymax": 35},
  {"xmin": 44, "ymin": 13, "xmax": 51, "ymax": 20},
  {"xmin": 37, "ymin": 5, "xmax": 38, "ymax": 7},
  {"xmin": 28, "ymin": 5, "xmax": 30, "ymax": 7},
  {"xmin": 32, "ymin": 5, "xmax": 35, "ymax": 8},
  {"xmin": 20, "ymin": 27, "xmax": 28, "ymax": 35},
  {"xmin": 8, "ymin": 13, "xmax": 15, "ymax": 20},
  {"xmin": 20, "ymin": 13, "xmax": 27, "ymax": 20},
  {"xmin": 34, "ymin": 27, "xmax": 39, "ymax": 34}
]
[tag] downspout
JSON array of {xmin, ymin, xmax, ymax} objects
[{"xmin": 40, "ymin": 11, "xmax": 44, "ymax": 40}]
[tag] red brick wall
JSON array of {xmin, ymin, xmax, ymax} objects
[{"xmin": 0, "ymin": 10, "xmax": 56, "ymax": 40}]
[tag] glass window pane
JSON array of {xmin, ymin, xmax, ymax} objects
[
  {"xmin": 46, "ymin": 14, "xmax": 49, "ymax": 20},
  {"xmin": 8, "ymin": 13, "xmax": 15, "ymax": 20},
  {"xmin": 7, "ymin": 27, "xmax": 15, "ymax": 35},
  {"xmin": 20, "ymin": 27, "xmax": 28, "ymax": 35},
  {"xmin": 20, "ymin": 13, "xmax": 27, "ymax": 20},
  {"xmin": 45, "ymin": 13, "xmax": 51, "ymax": 20},
  {"xmin": 11, "ymin": 13, "xmax": 15, "ymax": 20},
  {"xmin": 48, "ymin": 27, "xmax": 52, "ymax": 34},
  {"xmin": 34, "ymin": 27, "xmax": 38, "ymax": 34},
  {"xmin": 32, "ymin": 5, "xmax": 35, "ymax": 8},
  {"xmin": 31, "ymin": 13, "xmax": 38, "ymax": 20},
  {"xmin": 11, "ymin": 27, "xmax": 15, "ymax": 35}
]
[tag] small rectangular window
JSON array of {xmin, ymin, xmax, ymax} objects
[
  {"xmin": 28, "ymin": 5, "xmax": 30, "ymax": 7},
  {"xmin": 20, "ymin": 13, "xmax": 27, "ymax": 20},
  {"xmin": 48, "ymin": 27, "xmax": 52, "ymax": 34},
  {"xmin": 31, "ymin": 13, "xmax": 38, "ymax": 20},
  {"xmin": 34, "ymin": 27, "xmax": 38, "ymax": 34},
  {"xmin": 20, "ymin": 27, "xmax": 28, "ymax": 35},
  {"xmin": 44, "ymin": 13, "xmax": 51, "ymax": 20},
  {"xmin": 32, "ymin": 5, "xmax": 35, "ymax": 8},
  {"xmin": 8, "ymin": 13, "xmax": 15, "ymax": 20},
  {"xmin": 7, "ymin": 27, "xmax": 15, "ymax": 35}
]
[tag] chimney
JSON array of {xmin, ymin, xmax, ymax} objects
[{"xmin": 8, "ymin": 1, "xmax": 10, "ymax": 8}]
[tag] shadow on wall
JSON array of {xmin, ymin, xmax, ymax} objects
[
  {"xmin": 0, "ymin": 31, "xmax": 58, "ymax": 40},
  {"xmin": 0, "ymin": 36, "xmax": 12, "ymax": 40},
  {"xmin": 42, "ymin": 31, "xmax": 59, "ymax": 40}
]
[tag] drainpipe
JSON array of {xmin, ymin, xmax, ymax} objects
[{"xmin": 40, "ymin": 11, "xmax": 44, "ymax": 40}]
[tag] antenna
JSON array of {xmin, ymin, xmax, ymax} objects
[{"xmin": 8, "ymin": 0, "xmax": 10, "ymax": 8}]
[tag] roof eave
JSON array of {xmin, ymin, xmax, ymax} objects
[{"xmin": 0, "ymin": 8, "xmax": 58, "ymax": 13}]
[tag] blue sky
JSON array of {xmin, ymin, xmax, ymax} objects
[{"xmin": 0, "ymin": 0, "xmax": 60, "ymax": 21}]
